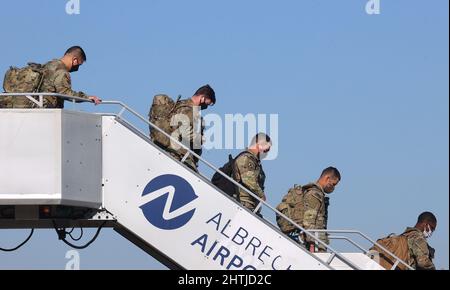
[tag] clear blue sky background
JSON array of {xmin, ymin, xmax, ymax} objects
[{"xmin": 0, "ymin": 0, "xmax": 448, "ymax": 270}]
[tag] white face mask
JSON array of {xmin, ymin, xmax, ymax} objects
[{"xmin": 423, "ymin": 225, "xmax": 433, "ymax": 239}]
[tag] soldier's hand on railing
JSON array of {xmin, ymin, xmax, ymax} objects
[{"xmin": 89, "ymin": 96, "xmax": 102, "ymax": 105}]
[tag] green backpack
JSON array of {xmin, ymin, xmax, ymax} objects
[
  {"xmin": 276, "ymin": 185, "xmax": 305, "ymax": 234},
  {"xmin": 148, "ymin": 94, "xmax": 182, "ymax": 148},
  {"xmin": 1, "ymin": 63, "xmax": 46, "ymax": 108}
]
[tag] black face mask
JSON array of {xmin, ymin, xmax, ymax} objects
[
  {"xmin": 70, "ymin": 65, "xmax": 80, "ymax": 73},
  {"xmin": 201, "ymin": 104, "xmax": 208, "ymax": 110}
]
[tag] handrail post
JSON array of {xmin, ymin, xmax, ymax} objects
[
  {"xmin": 253, "ymin": 202, "xmax": 263, "ymax": 215},
  {"xmin": 327, "ymin": 253, "xmax": 337, "ymax": 264},
  {"xmin": 315, "ymin": 231, "xmax": 319, "ymax": 252},
  {"xmin": 117, "ymin": 107, "xmax": 126, "ymax": 118},
  {"xmin": 391, "ymin": 260, "xmax": 400, "ymax": 270},
  {"xmin": 181, "ymin": 152, "xmax": 190, "ymax": 163}
]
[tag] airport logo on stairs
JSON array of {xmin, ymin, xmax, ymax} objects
[{"xmin": 140, "ymin": 174, "xmax": 199, "ymax": 230}]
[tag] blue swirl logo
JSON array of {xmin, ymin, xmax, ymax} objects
[{"xmin": 140, "ymin": 175, "xmax": 198, "ymax": 230}]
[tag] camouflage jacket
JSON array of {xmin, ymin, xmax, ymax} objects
[
  {"xmin": 302, "ymin": 183, "xmax": 330, "ymax": 245},
  {"xmin": 233, "ymin": 150, "xmax": 266, "ymax": 207},
  {"xmin": 40, "ymin": 59, "xmax": 88, "ymax": 108},
  {"xmin": 170, "ymin": 99, "xmax": 204, "ymax": 160},
  {"xmin": 403, "ymin": 227, "xmax": 436, "ymax": 270}
]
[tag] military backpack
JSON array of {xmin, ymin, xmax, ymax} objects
[
  {"xmin": 1, "ymin": 63, "xmax": 46, "ymax": 108},
  {"xmin": 369, "ymin": 233, "xmax": 410, "ymax": 270},
  {"xmin": 276, "ymin": 185, "xmax": 305, "ymax": 234},
  {"xmin": 148, "ymin": 94, "xmax": 182, "ymax": 148},
  {"xmin": 211, "ymin": 152, "xmax": 252, "ymax": 199}
]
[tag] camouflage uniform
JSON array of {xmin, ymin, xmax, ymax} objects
[
  {"xmin": 0, "ymin": 97, "xmax": 8, "ymax": 108},
  {"xmin": 40, "ymin": 59, "xmax": 89, "ymax": 108},
  {"xmin": 168, "ymin": 99, "xmax": 204, "ymax": 172},
  {"xmin": 302, "ymin": 183, "xmax": 330, "ymax": 252},
  {"xmin": 233, "ymin": 150, "xmax": 266, "ymax": 214},
  {"xmin": 403, "ymin": 227, "xmax": 436, "ymax": 270},
  {"xmin": 2, "ymin": 59, "xmax": 89, "ymax": 109}
]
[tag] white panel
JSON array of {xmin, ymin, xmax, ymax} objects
[
  {"xmin": 0, "ymin": 110, "xmax": 102, "ymax": 208},
  {"xmin": 102, "ymin": 117, "xmax": 329, "ymax": 270},
  {"xmin": 61, "ymin": 111, "xmax": 102, "ymax": 207},
  {"xmin": 0, "ymin": 110, "xmax": 62, "ymax": 204}
]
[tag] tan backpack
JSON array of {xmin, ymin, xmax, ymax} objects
[
  {"xmin": 2, "ymin": 62, "xmax": 46, "ymax": 108},
  {"xmin": 148, "ymin": 95, "xmax": 182, "ymax": 148},
  {"xmin": 369, "ymin": 234, "xmax": 410, "ymax": 270},
  {"xmin": 276, "ymin": 185, "xmax": 305, "ymax": 234}
]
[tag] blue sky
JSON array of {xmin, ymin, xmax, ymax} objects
[{"xmin": 0, "ymin": 0, "xmax": 448, "ymax": 270}]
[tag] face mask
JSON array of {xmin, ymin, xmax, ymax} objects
[
  {"xmin": 70, "ymin": 65, "xmax": 80, "ymax": 73},
  {"xmin": 324, "ymin": 188, "xmax": 333, "ymax": 194},
  {"xmin": 258, "ymin": 147, "xmax": 270, "ymax": 160},
  {"xmin": 423, "ymin": 225, "xmax": 433, "ymax": 239},
  {"xmin": 323, "ymin": 179, "xmax": 337, "ymax": 194},
  {"xmin": 201, "ymin": 104, "xmax": 208, "ymax": 110}
]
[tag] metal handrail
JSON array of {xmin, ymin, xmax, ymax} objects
[
  {"xmin": 98, "ymin": 99, "xmax": 362, "ymax": 270},
  {"xmin": 0, "ymin": 92, "xmax": 90, "ymax": 106},
  {"xmin": 1, "ymin": 93, "xmax": 374, "ymax": 270},
  {"xmin": 328, "ymin": 236, "xmax": 369, "ymax": 254},
  {"xmin": 308, "ymin": 229, "xmax": 414, "ymax": 270}
]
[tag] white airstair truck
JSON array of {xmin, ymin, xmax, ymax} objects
[{"xmin": 0, "ymin": 93, "xmax": 412, "ymax": 270}]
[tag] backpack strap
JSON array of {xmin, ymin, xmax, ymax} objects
[
  {"xmin": 234, "ymin": 151, "xmax": 254, "ymax": 162},
  {"xmin": 27, "ymin": 63, "xmax": 46, "ymax": 108},
  {"xmin": 173, "ymin": 95, "xmax": 182, "ymax": 107},
  {"xmin": 173, "ymin": 95, "xmax": 194, "ymax": 110},
  {"xmin": 34, "ymin": 72, "xmax": 46, "ymax": 93},
  {"xmin": 26, "ymin": 62, "xmax": 46, "ymax": 93}
]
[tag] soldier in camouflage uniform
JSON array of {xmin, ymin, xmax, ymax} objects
[
  {"xmin": 168, "ymin": 85, "xmax": 216, "ymax": 172},
  {"xmin": 2, "ymin": 46, "xmax": 101, "ymax": 108},
  {"xmin": 233, "ymin": 133, "xmax": 272, "ymax": 217},
  {"xmin": 402, "ymin": 212, "xmax": 437, "ymax": 270},
  {"xmin": 302, "ymin": 167, "xmax": 341, "ymax": 253}
]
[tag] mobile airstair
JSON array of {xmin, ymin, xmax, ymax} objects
[{"xmin": 0, "ymin": 93, "xmax": 413, "ymax": 270}]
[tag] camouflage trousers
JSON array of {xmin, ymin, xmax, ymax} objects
[
  {"xmin": 168, "ymin": 151, "xmax": 199, "ymax": 173},
  {"xmin": 154, "ymin": 142, "xmax": 199, "ymax": 173}
]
